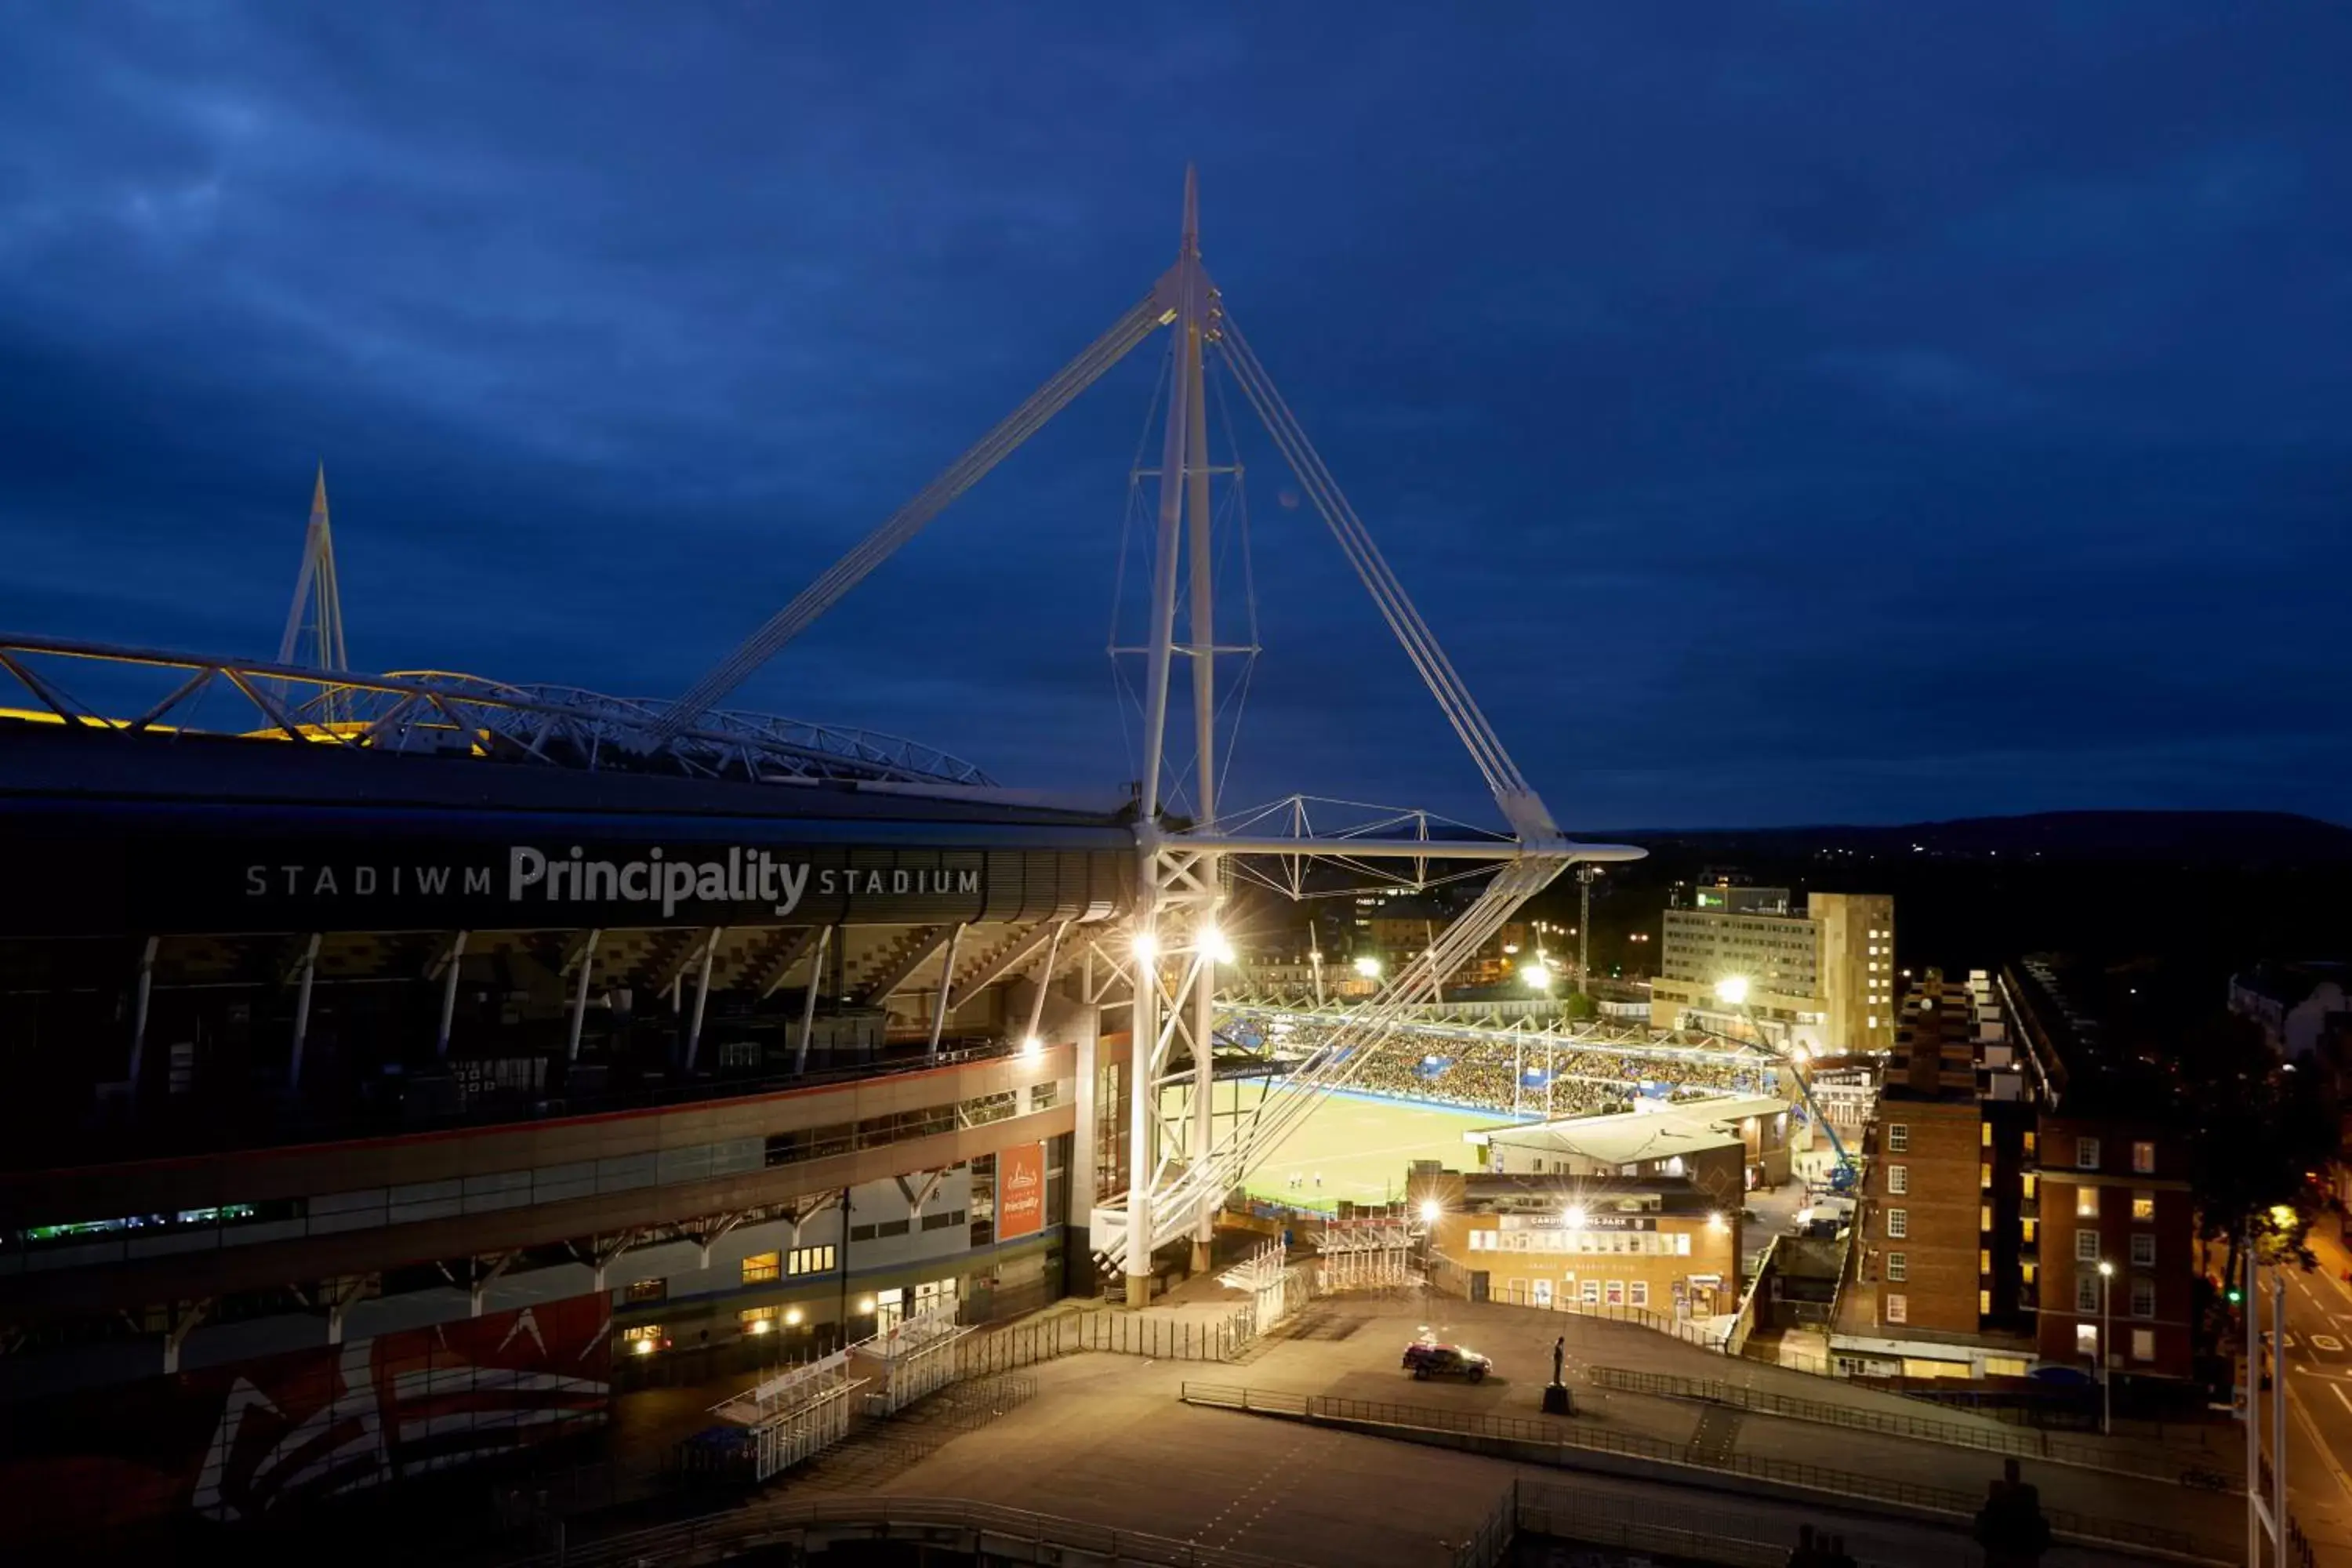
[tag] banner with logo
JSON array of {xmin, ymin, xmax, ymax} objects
[
  {"xmin": 996, "ymin": 1141, "xmax": 1047, "ymax": 1240},
  {"xmin": 0, "ymin": 1291, "xmax": 611, "ymax": 1546}
]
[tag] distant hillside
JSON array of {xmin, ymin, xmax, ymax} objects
[{"xmin": 1592, "ymin": 811, "xmax": 2352, "ymax": 866}]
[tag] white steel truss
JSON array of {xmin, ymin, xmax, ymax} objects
[
  {"xmin": 666, "ymin": 169, "xmax": 1646, "ymax": 1299},
  {"xmin": 0, "ymin": 633, "xmax": 991, "ymax": 787}
]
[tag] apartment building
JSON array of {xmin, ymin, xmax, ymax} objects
[{"xmin": 1832, "ymin": 962, "xmax": 2194, "ymax": 1384}]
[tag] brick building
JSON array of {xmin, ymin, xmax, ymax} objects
[
  {"xmin": 1833, "ymin": 961, "xmax": 2196, "ymax": 1384},
  {"xmin": 1423, "ymin": 1173, "xmax": 1742, "ymax": 1320}
]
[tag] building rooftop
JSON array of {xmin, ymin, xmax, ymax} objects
[{"xmin": 1467, "ymin": 1094, "xmax": 1786, "ymax": 1164}]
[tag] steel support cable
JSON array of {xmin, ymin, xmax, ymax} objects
[
  {"xmin": 1216, "ymin": 320, "xmax": 1534, "ymax": 809},
  {"xmin": 662, "ymin": 293, "xmax": 1171, "ymax": 736},
  {"xmin": 1118, "ymin": 873, "xmax": 1548, "ymax": 1259},
  {"xmin": 678, "ymin": 296, "xmax": 1159, "ymax": 720},
  {"xmin": 1099, "ymin": 854, "xmax": 1564, "ymax": 1263},
  {"xmin": 1212, "ymin": 861, "xmax": 1553, "ymax": 1175},
  {"xmin": 1226, "ymin": 340, "xmax": 1525, "ymax": 807},
  {"xmin": 1218, "ymin": 328, "xmax": 1523, "ymax": 807},
  {"xmin": 1215, "ymin": 332, "xmax": 1507, "ymax": 790}
]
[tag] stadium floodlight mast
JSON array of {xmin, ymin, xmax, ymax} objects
[{"xmin": 662, "ymin": 169, "xmax": 1642, "ymax": 1302}]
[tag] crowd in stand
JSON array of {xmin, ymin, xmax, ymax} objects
[{"xmin": 1312, "ymin": 1033, "xmax": 1768, "ymax": 1118}]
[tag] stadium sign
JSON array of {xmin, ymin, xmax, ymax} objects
[{"xmin": 236, "ymin": 846, "xmax": 982, "ymax": 920}]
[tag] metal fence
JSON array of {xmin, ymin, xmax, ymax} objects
[
  {"xmin": 1076, "ymin": 1305, "xmax": 1260, "ymax": 1362},
  {"xmin": 519, "ymin": 1494, "xmax": 1299, "ymax": 1568},
  {"xmin": 1450, "ymin": 1483, "xmax": 1516, "ymax": 1568},
  {"xmin": 1177, "ymin": 1383, "xmax": 2226, "ymax": 1564},
  {"xmin": 1584, "ymin": 1364, "xmax": 2223, "ymax": 1486},
  {"xmin": 1539, "ymin": 1294, "xmax": 1730, "ymax": 1352}
]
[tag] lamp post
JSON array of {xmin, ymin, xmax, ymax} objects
[{"xmin": 2097, "ymin": 1258, "xmax": 2114, "ymax": 1436}]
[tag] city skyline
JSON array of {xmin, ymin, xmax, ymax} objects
[{"xmin": 2, "ymin": 5, "xmax": 2347, "ymax": 829}]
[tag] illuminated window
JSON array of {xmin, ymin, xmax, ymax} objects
[
  {"xmin": 1886, "ymin": 1208, "xmax": 1909, "ymax": 1240},
  {"xmin": 1980, "ymin": 1163, "xmax": 1992, "ymax": 1191},
  {"xmin": 739, "ymin": 1305, "xmax": 779, "ymax": 1334},
  {"xmin": 787, "ymin": 1245, "xmax": 837, "ymax": 1276},
  {"xmin": 742, "ymin": 1251, "xmax": 782, "ymax": 1285},
  {"xmin": 1630, "ymin": 1281, "xmax": 1650, "ymax": 1308},
  {"xmin": 2131, "ymin": 1141, "xmax": 2155, "ymax": 1174},
  {"xmin": 2131, "ymin": 1279, "xmax": 2155, "ymax": 1319},
  {"xmin": 2021, "ymin": 1218, "xmax": 2037, "ymax": 1244},
  {"xmin": 2077, "ymin": 1138, "xmax": 2100, "ymax": 1171},
  {"xmin": 2131, "ymin": 1233, "xmax": 2154, "ymax": 1267},
  {"xmin": 1980, "ymin": 1203, "xmax": 1993, "ymax": 1230},
  {"xmin": 2075, "ymin": 1229, "xmax": 2100, "ymax": 1262},
  {"xmin": 2075, "ymin": 1186, "xmax": 2099, "ymax": 1220},
  {"xmin": 2022, "ymin": 1261, "xmax": 2037, "ymax": 1283},
  {"xmin": 2023, "ymin": 1131, "xmax": 2037, "ymax": 1157},
  {"xmin": 2075, "ymin": 1322, "xmax": 2098, "ymax": 1354},
  {"xmin": 1981, "ymin": 1122, "xmax": 1993, "ymax": 1149},
  {"xmin": 1979, "ymin": 1289, "xmax": 1991, "ymax": 1315},
  {"xmin": 2132, "ymin": 1328, "xmax": 2155, "ymax": 1362},
  {"xmin": 1888, "ymin": 1165, "xmax": 1908, "ymax": 1196},
  {"xmin": 1867, "ymin": 1014, "xmax": 1879, "ymax": 1029},
  {"xmin": 1886, "ymin": 1251, "xmax": 1907, "ymax": 1282},
  {"xmin": 1887, "ymin": 1125, "xmax": 1909, "ymax": 1154},
  {"xmin": 1885, "ymin": 1294, "xmax": 1908, "ymax": 1325},
  {"xmin": 623, "ymin": 1324, "xmax": 663, "ymax": 1356},
  {"xmin": 1979, "ymin": 1248, "xmax": 1991, "ymax": 1273},
  {"xmin": 2130, "ymin": 1192, "xmax": 2154, "ymax": 1222},
  {"xmin": 624, "ymin": 1278, "xmax": 666, "ymax": 1304},
  {"xmin": 2022, "ymin": 1173, "xmax": 2037, "ymax": 1200}
]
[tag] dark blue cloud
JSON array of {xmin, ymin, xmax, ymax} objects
[{"xmin": 1, "ymin": 2, "xmax": 2345, "ymax": 829}]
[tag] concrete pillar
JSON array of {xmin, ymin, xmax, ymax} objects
[
  {"xmin": 286, "ymin": 933, "xmax": 321, "ymax": 1090},
  {"xmin": 927, "ymin": 923, "xmax": 965, "ymax": 1055},
  {"xmin": 127, "ymin": 935, "xmax": 158, "ymax": 1098},
  {"xmin": 434, "ymin": 931, "xmax": 468, "ymax": 1058},
  {"xmin": 685, "ymin": 928, "xmax": 723, "ymax": 1071},
  {"xmin": 566, "ymin": 929, "xmax": 600, "ymax": 1062},
  {"xmin": 795, "ymin": 926, "xmax": 833, "ymax": 1074}
]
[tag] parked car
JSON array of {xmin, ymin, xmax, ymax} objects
[{"xmin": 1402, "ymin": 1341, "xmax": 1492, "ymax": 1381}]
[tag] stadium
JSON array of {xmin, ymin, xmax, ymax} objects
[{"xmin": 0, "ymin": 187, "xmax": 2245, "ymax": 1568}]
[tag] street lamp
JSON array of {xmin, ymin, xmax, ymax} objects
[
  {"xmin": 1202, "ymin": 925, "xmax": 1236, "ymax": 965},
  {"xmin": 1522, "ymin": 961, "xmax": 1553, "ymax": 992},
  {"xmin": 2097, "ymin": 1259, "xmax": 2114, "ymax": 1436},
  {"xmin": 1353, "ymin": 955, "xmax": 1382, "ymax": 980},
  {"xmin": 1713, "ymin": 975, "xmax": 1751, "ymax": 1007},
  {"xmin": 1418, "ymin": 1199, "xmax": 1442, "ymax": 1225},
  {"xmin": 1132, "ymin": 931, "xmax": 1159, "ymax": 962}
]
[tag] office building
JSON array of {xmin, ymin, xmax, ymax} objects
[
  {"xmin": 1421, "ymin": 1172, "xmax": 1742, "ymax": 1319},
  {"xmin": 1650, "ymin": 885, "xmax": 1896, "ymax": 1056}
]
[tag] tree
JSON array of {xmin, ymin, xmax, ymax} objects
[{"xmin": 2175, "ymin": 1011, "xmax": 2332, "ymax": 1283}]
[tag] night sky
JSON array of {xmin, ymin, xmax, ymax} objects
[{"xmin": 2, "ymin": 5, "xmax": 2345, "ymax": 831}]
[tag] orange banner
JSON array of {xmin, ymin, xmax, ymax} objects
[{"xmin": 998, "ymin": 1141, "xmax": 1047, "ymax": 1240}]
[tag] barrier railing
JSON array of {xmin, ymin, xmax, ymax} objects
[
  {"xmin": 1584, "ymin": 1365, "xmax": 2223, "ymax": 1486},
  {"xmin": 1076, "ymin": 1305, "xmax": 1259, "ymax": 1362},
  {"xmin": 1178, "ymin": 1383, "xmax": 2227, "ymax": 1563},
  {"xmin": 1451, "ymin": 1481, "xmax": 1517, "ymax": 1568},
  {"xmin": 518, "ymin": 1494, "xmax": 1299, "ymax": 1568},
  {"xmin": 1509, "ymin": 1478, "xmax": 1980, "ymax": 1568},
  {"xmin": 1540, "ymin": 1294, "xmax": 1727, "ymax": 1352}
]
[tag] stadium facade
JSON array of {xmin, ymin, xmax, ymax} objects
[{"xmin": 0, "ymin": 710, "xmax": 1142, "ymax": 1536}]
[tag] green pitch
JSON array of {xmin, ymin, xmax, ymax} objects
[{"xmin": 1165, "ymin": 1081, "xmax": 1509, "ymax": 1214}]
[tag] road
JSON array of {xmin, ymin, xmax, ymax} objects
[{"xmin": 2270, "ymin": 1218, "xmax": 2352, "ymax": 1563}]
